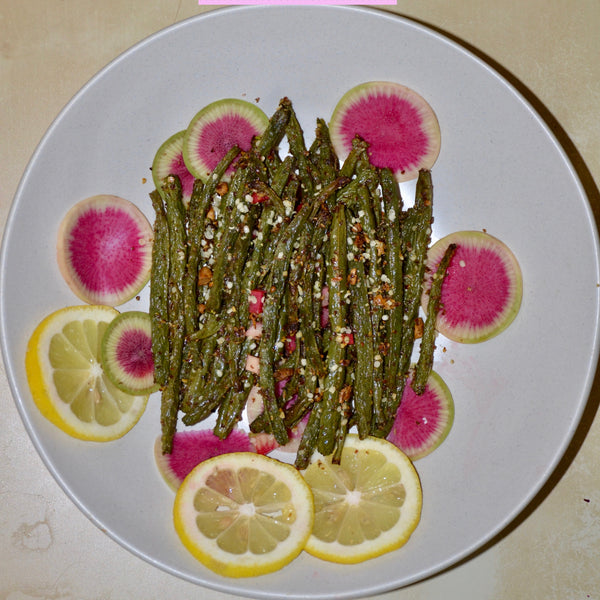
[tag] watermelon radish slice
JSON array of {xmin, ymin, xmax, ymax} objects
[
  {"xmin": 250, "ymin": 432, "xmax": 279, "ymax": 455},
  {"xmin": 245, "ymin": 385, "xmax": 308, "ymax": 454},
  {"xmin": 423, "ymin": 230, "xmax": 523, "ymax": 343},
  {"xmin": 387, "ymin": 370, "xmax": 454, "ymax": 460},
  {"xmin": 183, "ymin": 98, "xmax": 269, "ymax": 182},
  {"xmin": 101, "ymin": 311, "xmax": 158, "ymax": 395},
  {"xmin": 154, "ymin": 429, "xmax": 254, "ymax": 491},
  {"xmin": 56, "ymin": 195, "xmax": 153, "ymax": 306},
  {"xmin": 329, "ymin": 81, "xmax": 441, "ymax": 182},
  {"xmin": 152, "ymin": 130, "xmax": 195, "ymax": 206}
]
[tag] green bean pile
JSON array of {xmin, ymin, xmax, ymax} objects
[{"xmin": 150, "ymin": 97, "xmax": 455, "ymax": 469}]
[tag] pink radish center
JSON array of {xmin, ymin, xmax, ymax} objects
[
  {"xmin": 197, "ymin": 114, "xmax": 262, "ymax": 173},
  {"xmin": 389, "ymin": 383, "xmax": 443, "ymax": 451},
  {"xmin": 339, "ymin": 93, "xmax": 429, "ymax": 172},
  {"xmin": 440, "ymin": 245, "xmax": 511, "ymax": 328},
  {"xmin": 167, "ymin": 152, "xmax": 195, "ymax": 200},
  {"xmin": 68, "ymin": 207, "xmax": 146, "ymax": 296},
  {"xmin": 116, "ymin": 329, "xmax": 154, "ymax": 378},
  {"xmin": 167, "ymin": 430, "xmax": 252, "ymax": 482}
]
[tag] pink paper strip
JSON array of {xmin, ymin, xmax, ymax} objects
[{"xmin": 200, "ymin": 1, "xmax": 397, "ymax": 5}]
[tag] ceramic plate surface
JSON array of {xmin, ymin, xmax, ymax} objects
[{"xmin": 2, "ymin": 6, "xmax": 599, "ymax": 599}]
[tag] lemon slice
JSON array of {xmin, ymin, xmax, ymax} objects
[
  {"xmin": 301, "ymin": 434, "xmax": 422, "ymax": 564},
  {"xmin": 173, "ymin": 452, "xmax": 314, "ymax": 577},
  {"xmin": 25, "ymin": 305, "xmax": 149, "ymax": 441}
]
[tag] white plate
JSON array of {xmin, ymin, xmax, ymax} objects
[{"xmin": 2, "ymin": 5, "xmax": 599, "ymax": 599}]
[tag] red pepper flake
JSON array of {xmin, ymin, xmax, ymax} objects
[
  {"xmin": 249, "ymin": 289, "xmax": 266, "ymax": 314},
  {"xmin": 251, "ymin": 191, "xmax": 269, "ymax": 204},
  {"xmin": 340, "ymin": 332, "xmax": 354, "ymax": 347}
]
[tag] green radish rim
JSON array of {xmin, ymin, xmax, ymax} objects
[
  {"xmin": 101, "ymin": 310, "xmax": 159, "ymax": 395},
  {"xmin": 387, "ymin": 369, "xmax": 454, "ymax": 460},
  {"xmin": 152, "ymin": 130, "xmax": 195, "ymax": 206},
  {"xmin": 182, "ymin": 98, "xmax": 269, "ymax": 182},
  {"xmin": 329, "ymin": 81, "xmax": 441, "ymax": 183},
  {"xmin": 423, "ymin": 230, "xmax": 523, "ymax": 344},
  {"xmin": 154, "ymin": 435, "xmax": 181, "ymax": 491}
]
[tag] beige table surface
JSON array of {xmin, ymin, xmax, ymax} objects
[{"xmin": 1, "ymin": 1, "xmax": 599, "ymax": 598}]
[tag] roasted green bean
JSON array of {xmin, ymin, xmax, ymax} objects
[
  {"xmin": 317, "ymin": 204, "xmax": 348, "ymax": 455},
  {"xmin": 412, "ymin": 243, "xmax": 457, "ymax": 394},
  {"xmin": 149, "ymin": 190, "xmax": 170, "ymax": 388},
  {"xmin": 159, "ymin": 175, "xmax": 187, "ymax": 453},
  {"xmin": 380, "ymin": 167, "xmax": 404, "ymax": 394}
]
